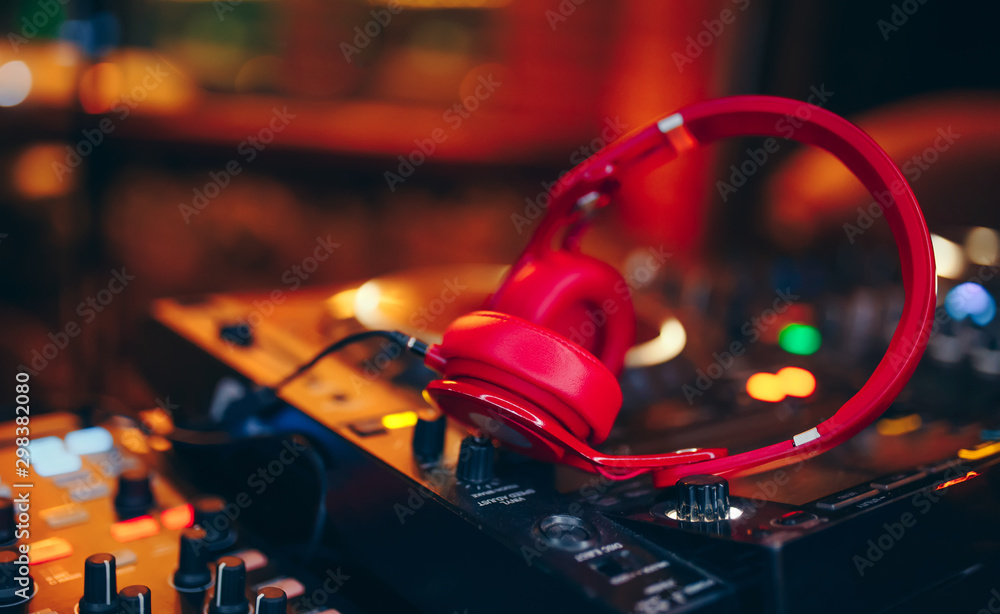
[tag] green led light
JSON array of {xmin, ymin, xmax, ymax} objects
[{"xmin": 778, "ymin": 323, "xmax": 821, "ymax": 355}]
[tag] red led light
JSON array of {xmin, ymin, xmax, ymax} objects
[
  {"xmin": 110, "ymin": 515, "xmax": 160, "ymax": 542},
  {"xmin": 160, "ymin": 504, "xmax": 194, "ymax": 530}
]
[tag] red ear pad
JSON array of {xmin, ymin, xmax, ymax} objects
[
  {"xmin": 487, "ymin": 252, "xmax": 636, "ymax": 375},
  {"xmin": 433, "ymin": 311, "xmax": 622, "ymax": 443}
]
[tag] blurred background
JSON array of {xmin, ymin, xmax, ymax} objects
[{"xmin": 2, "ymin": 0, "xmax": 1000, "ymax": 418}]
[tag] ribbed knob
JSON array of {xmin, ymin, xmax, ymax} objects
[
  {"xmin": 118, "ymin": 585, "xmax": 151, "ymax": 614},
  {"xmin": 254, "ymin": 587, "xmax": 286, "ymax": 614},
  {"xmin": 193, "ymin": 496, "xmax": 236, "ymax": 551},
  {"xmin": 412, "ymin": 416, "xmax": 447, "ymax": 463},
  {"xmin": 0, "ymin": 550, "xmax": 32, "ymax": 605},
  {"xmin": 173, "ymin": 527, "xmax": 212, "ymax": 591},
  {"xmin": 80, "ymin": 554, "xmax": 118, "ymax": 614},
  {"xmin": 675, "ymin": 475, "xmax": 730, "ymax": 522},
  {"xmin": 208, "ymin": 557, "xmax": 247, "ymax": 614},
  {"xmin": 456, "ymin": 436, "xmax": 494, "ymax": 484},
  {"xmin": 0, "ymin": 498, "xmax": 15, "ymax": 544},
  {"xmin": 114, "ymin": 470, "xmax": 155, "ymax": 519}
]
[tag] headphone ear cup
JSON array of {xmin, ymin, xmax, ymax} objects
[
  {"xmin": 488, "ymin": 251, "xmax": 635, "ymax": 374},
  {"xmin": 433, "ymin": 311, "xmax": 622, "ymax": 444}
]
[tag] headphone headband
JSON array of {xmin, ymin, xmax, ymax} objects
[{"xmin": 441, "ymin": 96, "xmax": 936, "ymax": 483}]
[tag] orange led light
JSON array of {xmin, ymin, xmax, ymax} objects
[
  {"xmin": 28, "ymin": 536, "xmax": 73, "ymax": 564},
  {"xmin": 935, "ymin": 471, "xmax": 979, "ymax": 491},
  {"xmin": 746, "ymin": 373, "xmax": 785, "ymax": 402},
  {"xmin": 776, "ymin": 367, "xmax": 817, "ymax": 397},
  {"xmin": 876, "ymin": 414, "xmax": 923, "ymax": 437},
  {"xmin": 160, "ymin": 504, "xmax": 194, "ymax": 530},
  {"xmin": 746, "ymin": 367, "xmax": 817, "ymax": 402},
  {"xmin": 110, "ymin": 515, "xmax": 160, "ymax": 543}
]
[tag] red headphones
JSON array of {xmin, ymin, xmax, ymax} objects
[{"xmin": 420, "ymin": 96, "xmax": 937, "ymax": 486}]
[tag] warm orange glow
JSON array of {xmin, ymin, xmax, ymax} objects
[
  {"xmin": 747, "ymin": 367, "xmax": 817, "ymax": 402},
  {"xmin": 110, "ymin": 515, "xmax": 160, "ymax": 542},
  {"xmin": 79, "ymin": 62, "xmax": 124, "ymax": 114},
  {"xmin": 959, "ymin": 441, "xmax": 1000, "ymax": 460},
  {"xmin": 27, "ymin": 536, "xmax": 73, "ymax": 565},
  {"xmin": 776, "ymin": 367, "xmax": 817, "ymax": 397},
  {"xmin": 935, "ymin": 471, "xmax": 980, "ymax": 491},
  {"xmin": 746, "ymin": 372, "xmax": 785, "ymax": 402},
  {"xmin": 12, "ymin": 144, "xmax": 75, "ymax": 198},
  {"xmin": 876, "ymin": 414, "xmax": 923, "ymax": 437},
  {"xmin": 160, "ymin": 504, "xmax": 195, "ymax": 530}
]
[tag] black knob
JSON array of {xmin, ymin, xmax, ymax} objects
[
  {"xmin": 114, "ymin": 470, "xmax": 155, "ymax": 519},
  {"xmin": 193, "ymin": 496, "xmax": 236, "ymax": 551},
  {"xmin": 173, "ymin": 527, "xmax": 212, "ymax": 591},
  {"xmin": 456, "ymin": 436, "xmax": 494, "ymax": 484},
  {"xmin": 80, "ymin": 553, "xmax": 118, "ymax": 614},
  {"xmin": 208, "ymin": 557, "xmax": 247, "ymax": 614},
  {"xmin": 0, "ymin": 498, "xmax": 15, "ymax": 544},
  {"xmin": 254, "ymin": 587, "xmax": 286, "ymax": 614},
  {"xmin": 412, "ymin": 416, "xmax": 447, "ymax": 464},
  {"xmin": 0, "ymin": 550, "xmax": 33, "ymax": 606},
  {"xmin": 675, "ymin": 475, "xmax": 730, "ymax": 522},
  {"xmin": 118, "ymin": 585, "xmax": 151, "ymax": 614}
]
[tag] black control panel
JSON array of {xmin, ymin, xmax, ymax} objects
[
  {"xmin": 123, "ymin": 285, "xmax": 1000, "ymax": 614},
  {"xmin": 0, "ymin": 412, "xmax": 412, "ymax": 614}
]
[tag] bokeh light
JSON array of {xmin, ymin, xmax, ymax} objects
[{"xmin": 0, "ymin": 61, "xmax": 33, "ymax": 107}]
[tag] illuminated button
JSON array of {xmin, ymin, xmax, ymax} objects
[
  {"xmin": 870, "ymin": 471, "xmax": 927, "ymax": 491},
  {"xmin": 29, "ymin": 437, "xmax": 83, "ymax": 477},
  {"xmin": 160, "ymin": 504, "xmax": 194, "ymax": 530},
  {"xmin": 110, "ymin": 516, "xmax": 160, "ymax": 543},
  {"xmin": 254, "ymin": 578, "xmax": 304, "ymax": 599},
  {"xmin": 65, "ymin": 427, "xmax": 114, "ymax": 455},
  {"xmin": 231, "ymin": 549, "xmax": 268, "ymax": 572},
  {"xmin": 815, "ymin": 488, "xmax": 879, "ymax": 511},
  {"xmin": 40, "ymin": 504, "xmax": 89, "ymax": 529},
  {"xmin": 28, "ymin": 536, "xmax": 73, "ymax": 564},
  {"xmin": 958, "ymin": 441, "xmax": 1000, "ymax": 461},
  {"xmin": 381, "ymin": 411, "xmax": 418, "ymax": 430}
]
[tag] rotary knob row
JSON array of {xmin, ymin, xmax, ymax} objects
[{"xmin": 79, "ymin": 551, "xmax": 286, "ymax": 614}]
